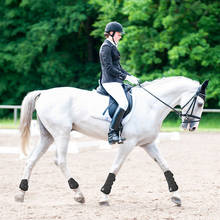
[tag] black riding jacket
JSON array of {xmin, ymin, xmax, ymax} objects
[{"xmin": 99, "ymin": 39, "xmax": 130, "ymax": 84}]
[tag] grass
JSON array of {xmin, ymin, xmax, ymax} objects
[
  {"xmin": 0, "ymin": 112, "xmax": 220, "ymax": 131},
  {"xmin": 0, "ymin": 118, "xmax": 20, "ymax": 129},
  {"xmin": 162, "ymin": 112, "xmax": 220, "ymax": 132}
]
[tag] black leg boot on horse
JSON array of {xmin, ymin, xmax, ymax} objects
[{"xmin": 108, "ymin": 107, "xmax": 126, "ymax": 145}]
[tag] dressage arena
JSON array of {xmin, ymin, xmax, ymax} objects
[{"xmin": 0, "ymin": 125, "xmax": 219, "ymax": 220}]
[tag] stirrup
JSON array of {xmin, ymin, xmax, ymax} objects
[
  {"xmin": 118, "ymin": 130, "xmax": 126, "ymax": 144},
  {"xmin": 108, "ymin": 130, "xmax": 118, "ymax": 145},
  {"xmin": 108, "ymin": 130, "xmax": 126, "ymax": 145}
]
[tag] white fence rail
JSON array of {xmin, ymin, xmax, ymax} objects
[
  {"xmin": 0, "ymin": 105, "xmax": 220, "ymax": 124},
  {"xmin": 202, "ymin": 109, "xmax": 220, "ymax": 113},
  {"xmin": 0, "ymin": 105, "xmax": 21, "ymax": 124}
]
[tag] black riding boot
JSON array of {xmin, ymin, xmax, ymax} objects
[{"xmin": 108, "ymin": 107, "xmax": 125, "ymax": 145}]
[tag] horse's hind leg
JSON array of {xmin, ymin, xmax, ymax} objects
[
  {"xmin": 54, "ymin": 135, "xmax": 85, "ymax": 203},
  {"xmin": 140, "ymin": 142, "xmax": 181, "ymax": 206},
  {"xmin": 15, "ymin": 118, "xmax": 53, "ymax": 202}
]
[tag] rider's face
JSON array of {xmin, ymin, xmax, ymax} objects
[
  {"xmin": 114, "ymin": 32, "xmax": 122, "ymax": 44},
  {"xmin": 109, "ymin": 31, "xmax": 122, "ymax": 44}
]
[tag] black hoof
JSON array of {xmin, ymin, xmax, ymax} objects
[
  {"xmin": 171, "ymin": 196, "xmax": 182, "ymax": 206},
  {"xmin": 99, "ymin": 201, "xmax": 110, "ymax": 206}
]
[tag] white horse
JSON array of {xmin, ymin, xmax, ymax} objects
[{"xmin": 15, "ymin": 76, "xmax": 208, "ymax": 206}]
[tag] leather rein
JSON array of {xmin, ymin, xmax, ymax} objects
[{"xmin": 138, "ymin": 83, "xmax": 205, "ymax": 123}]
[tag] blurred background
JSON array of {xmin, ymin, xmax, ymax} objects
[{"xmin": 0, "ymin": 0, "xmax": 219, "ymax": 129}]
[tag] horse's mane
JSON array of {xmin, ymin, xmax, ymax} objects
[{"xmin": 141, "ymin": 76, "xmax": 199, "ymax": 87}]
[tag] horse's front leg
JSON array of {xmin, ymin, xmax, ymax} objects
[
  {"xmin": 99, "ymin": 143, "xmax": 134, "ymax": 205},
  {"xmin": 141, "ymin": 142, "xmax": 181, "ymax": 206}
]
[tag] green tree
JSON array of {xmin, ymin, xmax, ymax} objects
[
  {"xmin": 92, "ymin": 0, "xmax": 220, "ymax": 107},
  {"xmin": 0, "ymin": 0, "xmax": 219, "ymax": 116},
  {"xmin": 0, "ymin": 0, "xmax": 100, "ymax": 117}
]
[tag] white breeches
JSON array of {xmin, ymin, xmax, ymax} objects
[{"xmin": 102, "ymin": 82, "xmax": 128, "ymax": 111}]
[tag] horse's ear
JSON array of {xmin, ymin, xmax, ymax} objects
[{"xmin": 201, "ymin": 80, "xmax": 209, "ymax": 94}]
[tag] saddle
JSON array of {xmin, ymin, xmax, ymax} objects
[{"xmin": 96, "ymin": 83, "xmax": 133, "ymax": 119}]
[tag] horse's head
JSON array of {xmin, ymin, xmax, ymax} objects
[{"xmin": 180, "ymin": 80, "xmax": 209, "ymax": 131}]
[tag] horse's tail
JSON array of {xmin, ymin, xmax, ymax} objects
[{"xmin": 20, "ymin": 90, "xmax": 41, "ymax": 155}]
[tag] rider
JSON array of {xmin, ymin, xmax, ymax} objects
[{"xmin": 99, "ymin": 21, "xmax": 139, "ymax": 145}]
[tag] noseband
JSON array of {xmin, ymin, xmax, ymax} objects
[
  {"xmin": 138, "ymin": 83, "xmax": 206, "ymax": 124},
  {"xmin": 180, "ymin": 86, "xmax": 205, "ymax": 123}
]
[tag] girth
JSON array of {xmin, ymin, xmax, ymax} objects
[{"xmin": 96, "ymin": 83, "xmax": 133, "ymax": 119}]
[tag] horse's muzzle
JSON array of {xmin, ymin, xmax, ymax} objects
[
  {"xmin": 189, "ymin": 126, "xmax": 197, "ymax": 131},
  {"xmin": 181, "ymin": 122, "xmax": 197, "ymax": 131}
]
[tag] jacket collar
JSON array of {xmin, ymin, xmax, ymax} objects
[{"xmin": 106, "ymin": 38, "xmax": 117, "ymax": 47}]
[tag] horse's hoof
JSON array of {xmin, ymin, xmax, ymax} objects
[
  {"xmin": 99, "ymin": 192, "xmax": 109, "ymax": 206},
  {"xmin": 74, "ymin": 192, "xmax": 85, "ymax": 204},
  {"xmin": 171, "ymin": 196, "xmax": 181, "ymax": 206},
  {"xmin": 15, "ymin": 194, "xmax": 24, "ymax": 202},
  {"xmin": 99, "ymin": 201, "xmax": 110, "ymax": 206},
  {"xmin": 54, "ymin": 160, "xmax": 58, "ymax": 166},
  {"xmin": 171, "ymin": 192, "xmax": 181, "ymax": 206},
  {"xmin": 74, "ymin": 196, "xmax": 85, "ymax": 203}
]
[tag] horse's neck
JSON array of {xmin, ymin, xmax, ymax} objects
[{"xmin": 140, "ymin": 78, "xmax": 197, "ymax": 123}]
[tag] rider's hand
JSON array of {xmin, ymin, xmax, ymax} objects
[{"xmin": 126, "ymin": 75, "xmax": 139, "ymax": 85}]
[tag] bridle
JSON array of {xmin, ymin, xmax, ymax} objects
[{"xmin": 138, "ymin": 83, "xmax": 206, "ymax": 123}]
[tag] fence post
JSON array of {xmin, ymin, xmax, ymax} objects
[{"xmin": 14, "ymin": 108, "xmax": 17, "ymax": 125}]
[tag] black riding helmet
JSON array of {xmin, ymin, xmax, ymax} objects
[
  {"xmin": 105, "ymin": 21, "xmax": 124, "ymax": 34},
  {"xmin": 104, "ymin": 21, "xmax": 124, "ymax": 45}
]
